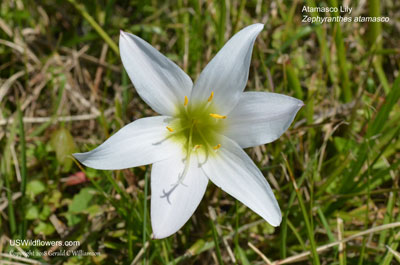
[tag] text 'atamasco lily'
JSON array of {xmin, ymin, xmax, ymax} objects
[{"xmin": 74, "ymin": 23, "xmax": 303, "ymax": 238}]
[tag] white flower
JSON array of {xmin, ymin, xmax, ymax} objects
[{"xmin": 73, "ymin": 23, "xmax": 303, "ymax": 239}]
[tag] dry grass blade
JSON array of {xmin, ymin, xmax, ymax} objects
[
  {"xmin": 209, "ymin": 206, "xmax": 236, "ymax": 263},
  {"xmin": 337, "ymin": 217, "xmax": 346, "ymax": 265},
  {"xmin": 60, "ymin": 47, "xmax": 121, "ymax": 72},
  {"xmin": 0, "ymin": 253, "xmax": 42, "ymax": 264},
  {"xmin": 248, "ymin": 242, "xmax": 273, "ymax": 265},
  {"xmin": 0, "ymin": 261, "xmax": 29, "ymax": 265},
  {"xmin": 0, "ymin": 113, "xmax": 103, "ymax": 126},
  {"xmin": 0, "ymin": 70, "xmax": 26, "ymax": 103},
  {"xmin": 130, "ymin": 241, "xmax": 149, "ymax": 265},
  {"xmin": 385, "ymin": 245, "xmax": 400, "ymax": 262},
  {"xmin": 0, "ymin": 192, "xmax": 22, "ymax": 212}
]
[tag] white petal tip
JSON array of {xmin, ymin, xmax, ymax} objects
[
  {"xmin": 250, "ymin": 23, "xmax": 264, "ymax": 33},
  {"xmin": 269, "ymin": 217, "xmax": 282, "ymax": 227},
  {"xmin": 72, "ymin": 152, "xmax": 107, "ymax": 169},
  {"xmin": 298, "ymin": 101, "xmax": 305, "ymax": 107},
  {"xmin": 72, "ymin": 152, "xmax": 85, "ymax": 162},
  {"xmin": 152, "ymin": 230, "xmax": 172, "ymax": 239},
  {"xmin": 263, "ymin": 208, "xmax": 282, "ymax": 227},
  {"xmin": 72, "ymin": 152, "xmax": 94, "ymax": 168},
  {"xmin": 152, "ymin": 234, "xmax": 161, "ymax": 239},
  {"xmin": 120, "ymin": 30, "xmax": 127, "ymax": 38}
]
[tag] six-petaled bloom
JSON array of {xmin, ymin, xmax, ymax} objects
[{"xmin": 73, "ymin": 23, "xmax": 304, "ymax": 239}]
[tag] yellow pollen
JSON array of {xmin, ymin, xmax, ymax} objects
[
  {"xmin": 184, "ymin": 96, "xmax": 189, "ymax": 106},
  {"xmin": 193, "ymin": 144, "xmax": 202, "ymax": 150},
  {"xmin": 209, "ymin": 113, "xmax": 226, "ymax": 119},
  {"xmin": 166, "ymin": 126, "xmax": 174, "ymax": 132},
  {"xmin": 207, "ymin": 91, "xmax": 214, "ymax": 102},
  {"xmin": 213, "ymin": 144, "xmax": 221, "ymax": 150}
]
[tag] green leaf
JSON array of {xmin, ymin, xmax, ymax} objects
[
  {"xmin": 47, "ymin": 190, "xmax": 62, "ymax": 207},
  {"xmin": 33, "ymin": 221, "xmax": 55, "ymax": 235},
  {"xmin": 65, "ymin": 213, "xmax": 81, "ymax": 226},
  {"xmin": 50, "ymin": 127, "xmax": 76, "ymax": 172},
  {"xmin": 39, "ymin": 205, "xmax": 52, "ymax": 220},
  {"xmin": 85, "ymin": 204, "xmax": 103, "ymax": 219},
  {"xmin": 27, "ymin": 180, "xmax": 45, "ymax": 198},
  {"xmin": 25, "ymin": 206, "xmax": 39, "ymax": 220},
  {"xmin": 68, "ymin": 188, "xmax": 96, "ymax": 213}
]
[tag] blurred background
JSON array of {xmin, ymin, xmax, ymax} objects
[{"xmin": 0, "ymin": 0, "xmax": 399, "ymax": 264}]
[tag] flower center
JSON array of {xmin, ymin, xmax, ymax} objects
[
  {"xmin": 160, "ymin": 92, "xmax": 226, "ymax": 202},
  {"xmin": 166, "ymin": 91, "xmax": 226, "ymax": 156}
]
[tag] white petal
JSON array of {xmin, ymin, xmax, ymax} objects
[
  {"xmin": 73, "ymin": 116, "xmax": 182, "ymax": 170},
  {"xmin": 190, "ymin": 24, "xmax": 264, "ymax": 114},
  {"xmin": 225, "ymin": 92, "xmax": 303, "ymax": 148},
  {"xmin": 120, "ymin": 31, "xmax": 192, "ymax": 116},
  {"xmin": 151, "ymin": 153, "xmax": 208, "ymax": 238},
  {"xmin": 202, "ymin": 135, "xmax": 281, "ymax": 226}
]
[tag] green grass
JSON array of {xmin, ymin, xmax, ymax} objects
[{"xmin": 0, "ymin": 0, "xmax": 400, "ymax": 264}]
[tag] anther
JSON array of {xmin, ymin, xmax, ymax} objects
[
  {"xmin": 213, "ymin": 144, "xmax": 221, "ymax": 150},
  {"xmin": 193, "ymin": 144, "xmax": 202, "ymax": 151},
  {"xmin": 184, "ymin": 96, "xmax": 189, "ymax": 106},
  {"xmin": 207, "ymin": 91, "xmax": 214, "ymax": 102},
  {"xmin": 166, "ymin": 126, "xmax": 174, "ymax": 132},
  {"xmin": 209, "ymin": 113, "xmax": 226, "ymax": 119}
]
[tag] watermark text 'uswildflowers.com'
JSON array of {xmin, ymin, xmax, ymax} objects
[{"xmin": 9, "ymin": 239, "xmax": 80, "ymax": 247}]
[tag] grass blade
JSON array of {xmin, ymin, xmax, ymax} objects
[
  {"xmin": 210, "ymin": 218, "xmax": 224, "ymax": 265},
  {"xmin": 67, "ymin": 0, "xmax": 119, "ymax": 55},
  {"xmin": 17, "ymin": 101, "xmax": 27, "ymax": 238},
  {"xmin": 283, "ymin": 156, "xmax": 320, "ymax": 265},
  {"xmin": 329, "ymin": 0, "xmax": 351, "ymax": 102}
]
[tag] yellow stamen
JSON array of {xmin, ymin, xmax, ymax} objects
[
  {"xmin": 209, "ymin": 113, "xmax": 226, "ymax": 119},
  {"xmin": 166, "ymin": 126, "xmax": 174, "ymax": 132},
  {"xmin": 193, "ymin": 144, "xmax": 202, "ymax": 151},
  {"xmin": 207, "ymin": 91, "xmax": 214, "ymax": 102},
  {"xmin": 184, "ymin": 96, "xmax": 189, "ymax": 106},
  {"xmin": 213, "ymin": 144, "xmax": 221, "ymax": 150}
]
